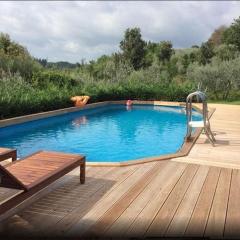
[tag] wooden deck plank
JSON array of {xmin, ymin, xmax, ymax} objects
[
  {"xmin": 105, "ymin": 161, "xmax": 181, "ymax": 237},
  {"xmin": 87, "ymin": 161, "xmax": 167, "ymax": 236},
  {"xmin": 184, "ymin": 167, "xmax": 221, "ymax": 237},
  {"xmin": 32, "ymin": 167, "xmax": 120, "ymax": 211},
  {"xmin": 146, "ymin": 164, "xmax": 199, "ymax": 237},
  {"xmin": 42, "ymin": 165, "xmax": 139, "ymax": 236},
  {"xmin": 224, "ymin": 169, "xmax": 240, "ymax": 237},
  {"xmin": 125, "ymin": 162, "xmax": 187, "ymax": 238},
  {"xmin": 204, "ymin": 168, "xmax": 232, "ymax": 237},
  {"xmin": 0, "ymin": 188, "xmax": 23, "ymax": 205},
  {"xmin": 166, "ymin": 165, "xmax": 209, "ymax": 236},
  {"xmin": 67, "ymin": 162, "xmax": 157, "ymax": 237}
]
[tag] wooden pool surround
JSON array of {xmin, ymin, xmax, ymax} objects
[{"xmin": 0, "ymin": 101, "xmax": 215, "ymax": 167}]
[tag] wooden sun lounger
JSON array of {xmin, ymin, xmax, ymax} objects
[
  {"xmin": 0, "ymin": 148, "xmax": 17, "ymax": 162},
  {"xmin": 0, "ymin": 150, "xmax": 85, "ymax": 216}
]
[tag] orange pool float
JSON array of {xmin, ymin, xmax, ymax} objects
[{"xmin": 71, "ymin": 96, "xmax": 90, "ymax": 107}]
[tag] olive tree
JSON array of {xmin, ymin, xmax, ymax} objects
[
  {"xmin": 214, "ymin": 44, "xmax": 239, "ymax": 61},
  {"xmin": 187, "ymin": 57, "xmax": 240, "ymax": 100}
]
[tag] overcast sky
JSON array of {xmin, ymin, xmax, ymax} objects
[{"xmin": 0, "ymin": 1, "xmax": 239, "ymax": 63}]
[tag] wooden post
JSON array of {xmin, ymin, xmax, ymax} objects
[
  {"xmin": 80, "ymin": 158, "xmax": 86, "ymax": 184},
  {"xmin": 12, "ymin": 150, "xmax": 17, "ymax": 161}
]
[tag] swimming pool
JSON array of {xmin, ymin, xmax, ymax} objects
[{"xmin": 0, "ymin": 104, "xmax": 201, "ymax": 162}]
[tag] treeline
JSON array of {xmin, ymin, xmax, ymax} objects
[
  {"xmin": 1, "ymin": 16, "xmax": 240, "ymax": 119},
  {"xmin": 35, "ymin": 59, "xmax": 81, "ymax": 69}
]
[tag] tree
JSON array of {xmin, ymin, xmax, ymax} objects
[
  {"xmin": 199, "ymin": 41, "xmax": 214, "ymax": 65},
  {"xmin": 0, "ymin": 33, "xmax": 29, "ymax": 57},
  {"xmin": 120, "ymin": 28, "xmax": 146, "ymax": 70},
  {"xmin": 181, "ymin": 54, "xmax": 190, "ymax": 74},
  {"xmin": 187, "ymin": 57, "xmax": 240, "ymax": 100},
  {"xmin": 0, "ymin": 32, "xmax": 40, "ymax": 80},
  {"xmin": 214, "ymin": 44, "xmax": 238, "ymax": 61},
  {"xmin": 144, "ymin": 41, "xmax": 158, "ymax": 67},
  {"xmin": 35, "ymin": 58, "xmax": 48, "ymax": 67},
  {"xmin": 157, "ymin": 41, "xmax": 174, "ymax": 63},
  {"xmin": 223, "ymin": 16, "xmax": 240, "ymax": 50},
  {"xmin": 189, "ymin": 50, "xmax": 199, "ymax": 63},
  {"xmin": 208, "ymin": 25, "xmax": 227, "ymax": 46},
  {"xmin": 0, "ymin": 33, "xmax": 11, "ymax": 53}
]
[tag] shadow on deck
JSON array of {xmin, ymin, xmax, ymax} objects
[{"xmin": 0, "ymin": 175, "xmax": 116, "ymax": 237}]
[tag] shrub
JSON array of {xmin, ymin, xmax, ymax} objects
[
  {"xmin": 31, "ymin": 70, "xmax": 79, "ymax": 88},
  {"xmin": 187, "ymin": 57, "xmax": 240, "ymax": 100}
]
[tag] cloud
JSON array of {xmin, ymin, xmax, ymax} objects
[{"xmin": 0, "ymin": 1, "xmax": 239, "ymax": 62}]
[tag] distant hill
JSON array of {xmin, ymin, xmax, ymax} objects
[
  {"xmin": 47, "ymin": 61, "xmax": 80, "ymax": 69},
  {"xmin": 35, "ymin": 59, "xmax": 80, "ymax": 69}
]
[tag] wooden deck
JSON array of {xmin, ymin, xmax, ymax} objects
[
  {"xmin": 0, "ymin": 103, "xmax": 240, "ymax": 238},
  {"xmin": 174, "ymin": 103, "xmax": 240, "ymax": 169}
]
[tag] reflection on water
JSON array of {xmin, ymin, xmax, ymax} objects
[
  {"xmin": 72, "ymin": 116, "xmax": 88, "ymax": 127},
  {"xmin": 153, "ymin": 105, "xmax": 183, "ymax": 114},
  {"xmin": 126, "ymin": 105, "xmax": 132, "ymax": 111},
  {"xmin": 153, "ymin": 105, "xmax": 202, "ymax": 117}
]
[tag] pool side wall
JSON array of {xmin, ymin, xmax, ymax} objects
[{"xmin": 0, "ymin": 100, "xmax": 215, "ymax": 166}]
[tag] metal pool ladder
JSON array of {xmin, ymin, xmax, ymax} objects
[{"xmin": 185, "ymin": 91, "xmax": 216, "ymax": 146}]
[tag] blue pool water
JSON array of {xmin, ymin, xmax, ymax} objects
[{"xmin": 0, "ymin": 104, "xmax": 201, "ymax": 162}]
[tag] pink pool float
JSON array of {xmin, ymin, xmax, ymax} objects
[{"xmin": 126, "ymin": 100, "xmax": 133, "ymax": 106}]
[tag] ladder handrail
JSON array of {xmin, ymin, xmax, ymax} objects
[{"xmin": 185, "ymin": 91, "xmax": 215, "ymax": 145}]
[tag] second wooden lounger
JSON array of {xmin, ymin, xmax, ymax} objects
[{"xmin": 0, "ymin": 148, "xmax": 17, "ymax": 162}]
